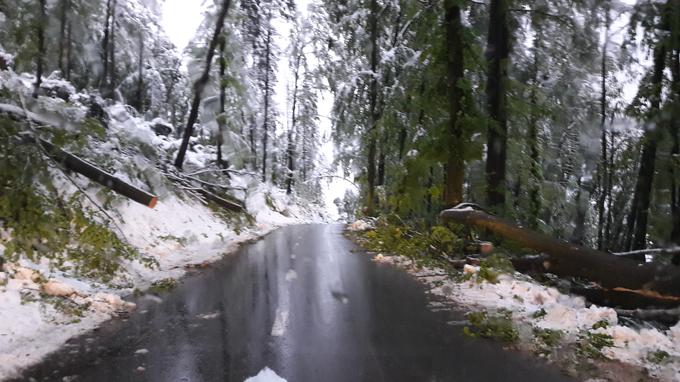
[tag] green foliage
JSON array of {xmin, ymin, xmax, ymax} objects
[
  {"xmin": 0, "ymin": 117, "xmax": 142, "ymax": 282},
  {"xmin": 159, "ymin": 234, "xmax": 188, "ymax": 246},
  {"xmin": 532, "ymin": 308, "xmax": 547, "ymax": 319},
  {"xmin": 150, "ymin": 278, "xmax": 179, "ymax": 293},
  {"xmin": 359, "ymin": 219, "xmax": 465, "ymax": 267},
  {"xmin": 578, "ymin": 331, "xmax": 614, "ymax": 359},
  {"xmin": 647, "ymin": 350, "xmax": 670, "ymax": 365},
  {"xmin": 476, "ymin": 254, "xmax": 515, "ymax": 284},
  {"xmin": 533, "ymin": 327, "xmax": 563, "ymax": 356},
  {"xmin": 591, "ymin": 319, "xmax": 610, "ymax": 330},
  {"xmin": 42, "ymin": 295, "xmax": 91, "ymax": 318},
  {"xmin": 463, "ymin": 310, "xmax": 519, "ymax": 343}
]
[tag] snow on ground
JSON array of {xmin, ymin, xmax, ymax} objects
[
  {"xmin": 368, "ymin": 250, "xmax": 680, "ymax": 381},
  {"xmin": 244, "ymin": 367, "xmax": 288, "ymax": 382},
  {"xmin": 0, "ymin": 180, "xmax": 327, "ymax": 380},
  {"xmin": 0, "ymin": 71, "xmax": 330, "ymax": 380}
]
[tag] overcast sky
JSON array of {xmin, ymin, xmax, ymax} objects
[{"xmin": 161, "ymin": 0, "xmax": 206, "ymax": 51}]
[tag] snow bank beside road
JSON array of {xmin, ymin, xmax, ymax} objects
[
  {"xmin": 0, "ymin": 184, "xmax": 327, "ymax": 380},
  {"xmin": 371, "ymin": 254, "xmax": 680, "ymax": 381},
  {"xmin": 0, "ymin": 72, "xmax": 330, "ymax": 380}
]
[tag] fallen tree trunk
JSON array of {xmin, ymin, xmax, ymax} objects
[
  {"xmin": 615, "ymin": 306, "xmax": 680, "ymax": 325},
  {"xmin": 38, "ymin": 138, "xmax": 158, "ymax": 208},
  {"xmin": 191, "ymin": 186, "xmax": 244, "ymax": 213},
  {"xmin": 3, "ymin": 103, "xmax": 157, "ymax": 208},
  {"xmin": 440, "ymin": 208, "xmax": 680, "ymax": 297},
  {"xmin": 164, "ymin": 171, "xmax": 245, "ymax": 213}
]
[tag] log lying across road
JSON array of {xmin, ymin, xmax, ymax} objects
[
  {"xmin": 440, "ymin": 208, "xmax": 680, "ymax": 298},
  {"xmin": 38, "ymin": 137, "xmax": 158, "ymax": 208}
]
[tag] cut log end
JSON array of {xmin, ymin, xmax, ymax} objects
[{"xmin": 148, "ymin": 196, "xmax": 158, "ymax": 209}]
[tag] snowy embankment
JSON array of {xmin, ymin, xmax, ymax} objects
[
  {"xmin": 0, "ymin": 71, "xmax": 329, "ymax": 380},
  {"xmin": 350, "ymin": 221, "xmax": 680, "ymax": 381}
]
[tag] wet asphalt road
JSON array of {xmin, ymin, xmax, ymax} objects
[{"xmin": 19, "ymin": 224, "xmax": 571, "ymax": 382}]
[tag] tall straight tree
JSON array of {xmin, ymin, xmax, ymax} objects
[
  {"xmin": 597, "ymin": 6, "xmax": 611, "ymax": 250},
  {"xmin": 285, "ymin": 24, "xmax": 306, "ymax": 195},
  {"xmin": 33, "ymin": 0, "xmax": 47, "ymax": 98},
  {"xmin": 57, "ymin": 0, "xmax": 70, "ymax": 76},
  {"xmin": 175, "ymin": 0, "xmax": 232, "ymax": 169},
  {"xmin": 100, "ymin": 0, "xmax": 113, "ymax": 91},
  {"xmin": 216, "ymin": 34, "xmax": 228, "ymax": 169},
  {"xmin": 485, "ymin": 0, "xmax": 511, "ymax": 211},
  {"xmin": 365, "ymin": 0, "xmax": 381, "ymax": 215},
  {"xmin": 626, "ymin": 25, "xmax": 667, "ymax": 253},
  {"xmin": 260, "ymin": 9, "xmax": 274, "ymax": 182},
  {"xmin": 443, "ymin": 0, "xmax": 465, "ymax": 207},
  {"xmin": 669, "ymin": 0, "xmax": 680, "ymax": 245},
  {"xmin": 671, "ymin": 47, "xmax": 680, "ymax": 245}
]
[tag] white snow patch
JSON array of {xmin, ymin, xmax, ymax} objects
[
  {"xmin": 379, "ymin": 254, "xmax": 680, "ymax": 380},
  {"xmin": 244, "ymin": 367, "xmax": 287, "ymax": 382},
  {"xmin": 347, "ymin": 219, "xmax": 373, "ymax": 232},
  {"xmin": 270, "ymin": 308, "xmax": 289, "ymax": 337},
  {"xmin": 197, "ymin": 312, "xmax": 220, "ymax": 320},
  {"xmin": 284, "ymin": 270, "xmax": 297, "ymax": 282}
]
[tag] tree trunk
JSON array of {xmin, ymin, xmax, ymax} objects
[
  {"xmin": 671, "ymin": 48, "xmax": 680, "ymax": 244},
  {"xmin": 286, "ymin": 51, "xmax": 302, "ymax": 195},
  {"xmin": 109, "ymin": 0, "xmax": 117, "ymax": 95},
  {"xmin": 365, "ymin": 0, "xmax": 380, "ymax": 215},
  {"xmin": 484, "ymin": 0, "xmax": 510, "ymax": 211},
  {"xmin": 597, "ymin": 8, "xmax": 610, "ymax": 250},
  {"xmin": 135, "ymin": 30, "xmax": 144, "ymax": 113},
  {"xmin": 626, "ymin": 45, "xmax": 666, "ymax": 254},
  {"xmin": 36, "ymin": 138, "xmax": 157, "ymax": 208},
  {"xmin": 65, "ymin": 21, "xmax": 73, "ymax": 81},
  {"xmin": 377, "ymin": 132, "xmax": 387, "ymax": 187},
  {"xmin": 572, "ymin": 178, "xmax": 587, "ymax": 245},
  {"xmin": 249, "ymin": 114, "xmax": 257, "ymax": 169},
  {"xmin": 33, "ymin": 0, "xmax": 47, "ymax": 99},
  {"xmin": 217, "ymin": 36, "xmax": 229, "ymax": 170},
  {"xmin": 58, "ymin": 0, "xmax": 69, "ymax": 75},
  {"xmin": 440, "ymin": 208, "xmax": 680, "ymax": 297},
  {"xmin": 443, "ymin": 0, "xmax": 465, "ymax": 208},
  {"xmin": 604, "ymin": 130, "xmax": 616, "ymax": 248},
  {"xmin": 174, "ymin": 0, "xmax": 232, "ymax": 169},
  {"xmin": 527, "ymin": 28, "xmax": 541, "ymax": 229},
  {"xmin": 261, "ymin": 22, "xmax": 273, "ymax": 183},
  {"xmin": 101, "ymin": 0, "xmax": 112, "ymax": 91}
]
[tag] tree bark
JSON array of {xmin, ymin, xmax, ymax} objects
[
  {"xmin": 597, "ymin": 7, "xmax": 610, "ymax": 250},
  {"xmin": 58, "ymin": 0, "xmax": 69, "ymax": 76},
  {"xmin": 65, "ymin": 21, "xmax": 73, "ymax": 81},
  {"xmin": 37, "ymin": 138, "xmax": 158, "ymax": 208},
  {"xmin": 174, "ymin": 0, "xmax": 232, "ymax": 169},
  {"xmin": 484, "ymin": 0, "xmax": 510, "ymax": 211},
  {"xmin": 440, "ymin": 208, "xmax": 680, "ymax": 297},
  {"xmin": 101, "ymin": 0, "xmax": 112, "ymax": 91},
  {"xmin": 377, "ymin": 132, "xmax": 387, "ymax": 187},
  {"xmin": 671, "ymin": 41, "xmax": 680, "ymax": 245},
  {"xmin": 33, "ymin": 0, "xmax": 47, "ymax": 99},
  {"xmin": 135, "ymin": 30, "xmax": 144, "ymax": 113},
  {"xmin": 626, "ymin": 44, "xmax": 666, "ymax": 254},
  {"xmin": 217, "ymin": 36, "xmax": 229, "ymax": 170},
  {"xmin": 527, "ymin": 27, "xmax": 541, "ymax": 229},
  {"xmin": 261, "ymin": 21, "xmax": 273, "ymax": 182},
  {"xmin": 286, "ymin": 49, "xmax": 302, "ymax": 195},
  {"xmin": 443, "ymin": 0, "xmax": 465, "ymax": 208},
  {"xmin": 109, "ymin": 0, "xmax": 117, "ymax": 95},
  {"xmin": 365, "ymin": 0, "xmax": 380, "ymax": 215}
]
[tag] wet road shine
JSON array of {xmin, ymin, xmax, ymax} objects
[{"xmin": 20, "ymin": 224, "xmax": 570, "ymax": 381}]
